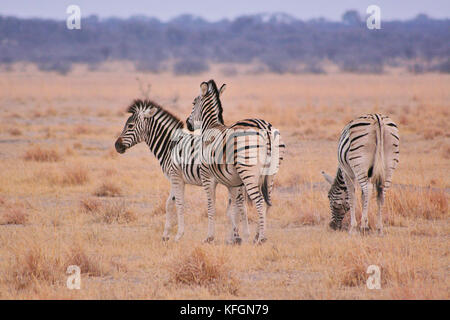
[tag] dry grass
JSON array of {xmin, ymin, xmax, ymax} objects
[
  {"xmin": 93, "ymin": 181, "xmax": 122, "ymax": 197},
  {"xmin": 23, "ymin": 145, "xmax": 61, "ymax": 162},
  {"xmin": 66, "ymin": 246, "xmax": 104, "ymax": 276},
  {"xmin": 9, "ymin": 128, "xmax": 22, "ymax": 136},
  {"xmin": 0, "ymin": 200, "xmax": 28, "ymax": 225},
  {"xmin": 80, "ymin": 199, "xmax": 136, "ymax": 224},
  {"xmin": 95, "ymin": 201, "xmax": 137, "ymax": 224},
  {"xmin": 1, "ymin": 207, "xmax": 28, "ymax": 225},
  {"xmin": 80, "ymin": 198, "xmax": 102, "ymax": 213},
  {"xmin": 387, "ymin": 188, "xmax": 448, "ymax": 220},
  {"xmin": 9, "ymin": 247, "xmax": 62, "ymax": 290},
  {"xmin": 0, "ymin": 69, "xmax": 448, "ymax": 299},
  {"xmin": 62, "ymin": 165, "xmax": 90, "ymax": 185},
  {"xmin": 170, "ymin": 246, "xmax": 239, "ymax": 295}
]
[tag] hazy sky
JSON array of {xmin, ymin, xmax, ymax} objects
[{"xmin": 1, "ymin": 0, "xmax": 449, "ymax": 21}]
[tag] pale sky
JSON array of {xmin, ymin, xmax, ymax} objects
[{"xmin": 1, "ymin": 0, "xmax": 449, "ymax": 21}]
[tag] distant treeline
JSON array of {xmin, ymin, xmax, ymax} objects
[{"xmin": 0, "ymin": 11, "xmax": 449, "ymax": 74}]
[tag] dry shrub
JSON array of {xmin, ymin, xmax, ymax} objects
[
  {"xmin": 66, "ymin": 246, "xmax": 104, "ymax": 276},
  {"xmin": 331, "ymin": 239, "xmax": 435, "ymax": 291},
  {"xmin": 1, "ymin": 207, "xmax": 28, "ymax": 225},
  {"xmin": 94, "ymin": 181, "xmax": 122, "ymax": 197},
  {"xmin": 61, "ymin": 165, "xmax": 89, "ymax": 185},
  {"xmin": 0, "ymin": 200, "xmax": 28, "ymax": 225},
  {"xmin": 24, "ymin": 145, "xmax": 61, "ymax": 162},
  {"xmin": 170, "ymin": 247, "xmax": 239, "ymax": 295},
  {"xmin": 80, "ymin": 198, "xmax": 102, "ymax": 213},
  {"xmin": 94, "ymin": 200, "xmax": 136, "ymax": 224},
  {"xmin": 388, "ymin": 188, "xmax": 448, "ymax": 220},
  {"xmin": 10, "ymin": 247, "xmax": 61, "ymax": 290},
  {"xmin": 8, "ymin": 244, "xmax": 106, "ymax": 290},
  {"xmin": 9, "ymin": 128, "xmax": 22, "ymax": 136},
  {"xmin": 336, "ymin": 248, "xmax": 389, "ymax": 288}
]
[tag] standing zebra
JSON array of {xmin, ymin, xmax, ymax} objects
[
  {"xmin": 186, "ymin": 80, "xmax": 285, "ymax": 244},
  {"xmin": 321, "ymin": 114, "xmax": 399, "ymax": 234},
  {"xmin": 115, "ymin": 99, "xmax": 249, "ymax": 242}
]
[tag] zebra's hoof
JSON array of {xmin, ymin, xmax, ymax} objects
[
  {"xmin": 175, "ymin": 233, "xmax": 184, "ymax": 242},
  {"xmin": 203, "ymin": 236, "xmax": 214, "ymax": 243},
  {"xmin": 376, "ymin": 228, "xmax": 384, "ymax": 236},
  {"xmin": 253, "ymin": 236, "xmax": 267, "ymax": 245},
  {"xmin": 348, "ymin": 227, "xmax": 357, "ymax": 235},
  {"xmin": 233, "ymin": 237, "xmax": 242, "ymax": 245},
  {"xmin": 162, "ymin": 236, "xmax": 170, "ymax": 242},
  {"xmin": 226, "ymin": 237, "xmax": 242, "ymax": 245}
]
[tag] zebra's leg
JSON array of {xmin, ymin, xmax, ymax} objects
[
  {"xmin": 226, "ymin": 187, "xmax": 242, "ymax": 245},
  {"xmin": 203, "ymin": 179, "xmax": 217, "ymax": 243},
  {"xmin": 237, "ymin": 187, "xmax": 250, "ymax": 240},
  {"xmin": 238, "ymin": 176, "xmax": 267, "ymax": 244},
  {"xmin": 343, "ymin": 173, "xmax": 357, "ymax": 235},
  {"xmin": 172, "ymin": 178, "xmax": 186, "ymax": 242},
  {"xmin": 360, "ymin": 181, "xmax": 371, "ymax": 234},
  {"xmin": 162, "ymin": 191, "xmax": 176, "ymax": 241}
]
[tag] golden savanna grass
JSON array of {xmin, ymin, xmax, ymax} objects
[{"xmin": 0, "ymin": 63, "xmax": 448, "ymax": 299}]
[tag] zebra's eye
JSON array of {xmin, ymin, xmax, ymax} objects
[{"xmin": 127, "ymin": 123, "xmax": 135, "ymax": 130}]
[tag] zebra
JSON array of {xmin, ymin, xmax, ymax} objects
[
  {"xmin": 321, "ymin": 113, "xmax": 399, "ymax": 235},
  {"xmin": 114, "ymin": 98, "xmax": 249, "ymax": 242},
  {"xmin": 186, "ymin": 79, "xmax": 285, "ymax": 244}
]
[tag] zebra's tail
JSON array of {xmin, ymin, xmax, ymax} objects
[
  {"xmin": 260, "ymin": 128, "xmax": 284, "ymax": 207},
  {"xmin": 261, "ymin": 175, "xmax": 273, "ymax": 207},
  {"xmin": 372, "ymin": 114, "xmax": 385, "ymax": 190}
]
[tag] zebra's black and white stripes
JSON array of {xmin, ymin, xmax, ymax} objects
[
  {"xmin": 115, "ymin": 99, "xmax": 249, "ymax": 241},
  {"xmin": 322, "ymin": 113, "xmax": 400, "ymax": 234},
  {"xmin": 186, "ymin": 80, "xmax": 285, "ymax": 244}
]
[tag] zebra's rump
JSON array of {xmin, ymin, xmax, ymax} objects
[{"xmin": 338, "ymin": 113, "xmax": 399, "ymax": 180}]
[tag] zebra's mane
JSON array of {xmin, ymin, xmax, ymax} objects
[
  {"xmin": 127, "ymin": 99, "xmax": 184, "ymax": 129},
  {"xmin": 206, "ymin": 80, "xmax": 224, "ymax": 125}
]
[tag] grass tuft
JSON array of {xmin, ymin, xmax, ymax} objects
[
  {"xmin": 170, "ymin": 246, "xmax": 239, "ymax": 295},
  {"xmin": 23, "ymin": 146, "xmax": 61, "ymax": 162},
  {"xmin": 93, "ymin": 181, "xmax": 122, "ymax": 197}
]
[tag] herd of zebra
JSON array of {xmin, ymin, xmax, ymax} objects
[{"xmin": 114, "ymin": 79, "xmax": 400, "ymax": 243}]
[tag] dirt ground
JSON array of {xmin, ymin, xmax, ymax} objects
[{"xmin": 0, "ymin": 64, "xmax": 448, "ymax": 299}]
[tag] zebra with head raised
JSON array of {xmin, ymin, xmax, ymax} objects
[
  {"xmin": 321, "ymin": 114, "xmax": 399, "ymax": 235},
  {"xmin": 186, "ymin": 80, "xmax": 285, "ymax": 244},
  {"xmin": 115, "ymin": 99, "xmax": 249, "ymax": 242}
]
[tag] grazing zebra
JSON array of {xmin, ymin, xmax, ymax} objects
[
  {"xmin": 321, "ymin": 114, "xmax": 399, "ymax": 235},
  {"xmin": 114, "ymin": 99, "xmax": 249, "ymax": 242},
  {"xmin": 186, "ymin": 80, "xmax": 285, "ymax": 244}
]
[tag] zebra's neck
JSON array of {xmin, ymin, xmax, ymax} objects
[
  {"xmin": 143, "ymin": 109, "xmax": 184, "ymax": 165},
  {"xmin": 201, "ymin": 94, "xmax": 224, "ymax": 132},
  {"xmin": 331, "ymin": 167, "xmax": 347, "ymax": 193}
]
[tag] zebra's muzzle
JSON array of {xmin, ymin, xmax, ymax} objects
[{"xmin": 115, "ymin": 138, "xmax": 126, "ymax": 154}]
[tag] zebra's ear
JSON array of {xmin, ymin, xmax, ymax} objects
[
  {"xmin": 200, "ymin": 82, "xmax": 208, "ymax": 96},
  {"xmin": 142, "ymin": 107, "xmax": 157, "ymax": 118},
  {"xmin": 219, "ymin": 84, "xmax": 226, "ymax": 96},
  {"xmin": 321, "ymin": 171, "xmax": 334, "ymax": 185}
]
